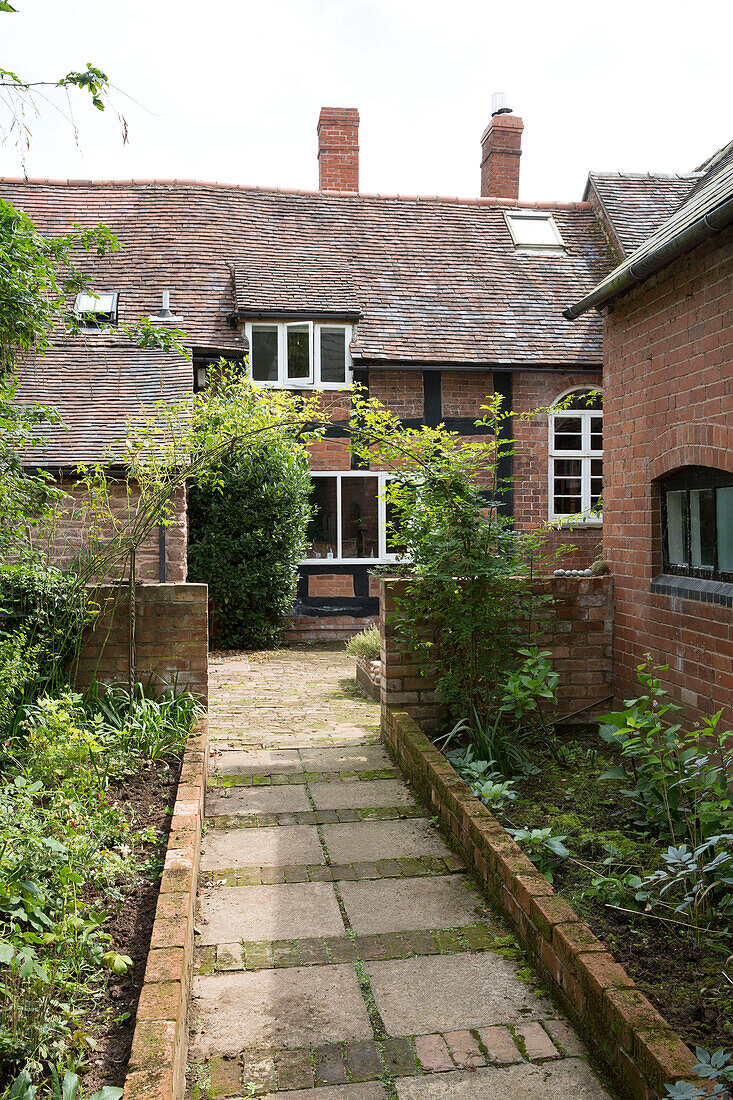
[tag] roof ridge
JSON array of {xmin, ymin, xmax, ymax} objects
[
  {"xmin": 588, "ymin": 170, "xmax": 700, "ymax": 182},
  {"xmin": 0, "ymin": 176, "xmax": 591, "ymax": 210}
]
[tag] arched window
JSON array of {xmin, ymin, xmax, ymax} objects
[
  {"xmin": 548, "ymin": 389, "xmax": 602, "ymax": 523},
  {"xmin": 661, "ymin": 467, "xmax": 733, "ymax": 582}
]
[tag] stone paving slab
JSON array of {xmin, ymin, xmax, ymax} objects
[
  {"xmin": 197, "ymin": 882, "xmax": 344, "ymax": 944},
  {"xmin": 365, "ymin": 953, "xmax": 553, "ymax": 1035},
  {"xmin": 299, "ymin": 746, "xmax": 394, "ymax": 772},
  {"xmin": 190, "ymin": 964, "xmax": 373, "ymax": 1056},
  {"xmin": 209, "ymin": 748, "xmax": 303, "ymax": 774},
  {"xmin": 394, "ymin": 1060, "xmax": 612, "ymax": 1098},
  {"xmin": 321, "ymin": 819, "xmax": 454, "ymax": 864},
  {"xmin": 340, "ymin": 877, "xmax": 481, "ymax": 934},
  {"xmin": 200, "ymin": 825, "xmax": 325, "ymax": 870},
  {"xmin": 263, "ymin": 1087, "xmax": 389, "ymax": 1100},
  {"xmin": 309, "ymin": 778, "xmax": 416, "ymax": 810},
  {"xmin": 207, "ymin": 784, "xmax": 312, "ymax": 816}
]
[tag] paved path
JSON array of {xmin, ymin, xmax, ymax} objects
[{"xmin": 187, "ymin": 646, "xmax": 613, "ymax": 1100}]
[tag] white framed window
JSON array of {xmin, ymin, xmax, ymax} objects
[
  {"xmin": 548, "ymin": 389, "xmax": 602, "ymax": 524},
  {"xmin": 505, "ymin": 212, "xmax": 565, "ymax": 252},
  {"xmin": 245, "ymin": 321, "xmax": 353, "ymax": 389},
  {"xmin": 303, "ymin": 471, "xmax": 403, "ymax": 564},
  {"xmin": 73, "ymin": 290, "xmax": 119, "ymax": 327}
]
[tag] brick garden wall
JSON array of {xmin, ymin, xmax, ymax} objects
[
  {"xmin": 602, "ymin": 225, "xmax": 733, "ymax": 723},
  {"xmin": 43, "ymin": 478, "xmax": 187, "ymax": 583},
  {"xmin": 379, "ymin": 575, "xmax": 613, "ymax": 734},
  {"xmin": 74, "ymin": 583, "xmax": 208, "ymax": 703}
]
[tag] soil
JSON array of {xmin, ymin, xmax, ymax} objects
[
  {"xmin": 80, "ymin": 755, "xmax": 181, "ymax": 1094},
  {"xmin": 462, "ymin": 723, "xmax": 733, "ymax": 1054}
]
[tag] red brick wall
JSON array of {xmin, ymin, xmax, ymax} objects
[
  {"xmin": 74, "ymin": 583, "xmax": 208, "ymax": 702},
  {"xmin": 318, "ymin": 107, "xmax": 359, "ymax": 193},
  {"xmin": 379, "ymin": 576, "xmax": 613, "ymax": 733},
  {"xmin": 441, "ymin": 371, "xmax": 493, "ymax": 417},
  {"xmin": 513, "ymin": 370, "xmax": 602, "ymax": 569},
  {"xmin": 603, "ymin": 225, "xmax": 733, "ymax": 722},
  {"xmin": 283, "ymin": 613, "xmax": 377, "ymax": 644},
  {"xmin": 368, "ymin": 370, "xmax": 424, "ymax": 419},
  {"xmin": 480, "ymin": 113, "xmax": 523, "ymax": 200},
  {"xmin": 43, "ymin": 478, "xmax": 187, "ymax": 583},
  {"xmin": 308, "ymin": 573, "xmax": 355, "ymax": 598}
]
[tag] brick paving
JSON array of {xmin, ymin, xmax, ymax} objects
[{"xmin": 187, "ymin": 646, "xmax": 614, "ymax": 1099}]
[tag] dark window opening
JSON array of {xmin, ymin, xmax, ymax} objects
[
  {"xmin": 661, "ymin": 467, "xmax": 733, "ymax": 583},
  {"xmin": 193, "ymin": 348, "xmax": 247, "ymax": 392}
]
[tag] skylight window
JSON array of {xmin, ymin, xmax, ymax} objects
[
  {"xmin": 505, "ymin": 212, "xmax": 565, "ymax": 252},
  {"xmin": 73, "ymin": 291, "xmax": 119, "ymax": 327}
]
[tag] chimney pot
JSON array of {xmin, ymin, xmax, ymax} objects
[
  {"xmin": 318, "ymin": 107, "xmax": 359, "ymax": 193},
  {"xmin": 480, "ymin": 107, "xmax": 523, "ymax": 201}
]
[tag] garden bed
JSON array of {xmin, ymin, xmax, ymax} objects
[
  {"xmin": 503, "ymin": 720, "xmax": 733, "ymax": 1055},
  {"xmin": 80, "ymin": 756, "xmax": 181, "ymax": 1094}
]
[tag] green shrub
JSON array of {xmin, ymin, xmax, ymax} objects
[
  {"xmin": 345, "ymin": 625, "xmax": 380, "ymax": 661},
  {"xmin": 187, "ymin": 442, "xmax": 311, "ymax": 649}
]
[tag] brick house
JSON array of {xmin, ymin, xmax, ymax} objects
[
  {"xmin": 5, "ymin": 104, "xmax": 613, "ymax": 640},
  {"xmin": 566, "ymin": 142, "xmax": 733, "ymax": 723}
]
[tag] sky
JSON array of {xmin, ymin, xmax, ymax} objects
[{"xmin": 2, "ymin": 0, "xmax": 732, "ymax": 202}]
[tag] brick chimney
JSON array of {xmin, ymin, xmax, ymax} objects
[
  {"xmin": 318, "ymin": 107, "xmax": 359, "ymax": 193},
  {"xmin": 480, "ymin": 101, "xmax": 523, "ymax": 201}
]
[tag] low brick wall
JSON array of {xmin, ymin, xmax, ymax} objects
[
  {"xmin": 382, "ymin": 707, "xmax": 697, "ymax": 1100},
  {"xmin": 74, "ymin": 584, "xmax": 208, "ymax": 704},
  {"xmin": 283, "ymin": 613, "xmax": 377, "ymax": 644},
  {"xmin": 379, "ymin": 576, "xmax": 613, "ymax": 734},
  {"xmin": 124, "ymin": 717, "xmax": 208, "ymax": 1100},
  {"xmin": 355, "ymin": 656, "xmax": 381, "ymax": 701}
]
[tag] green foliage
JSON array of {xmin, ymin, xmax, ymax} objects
[
  {"xmin": 665, "ymin": 1047, "xmax": 733, "ymax": 1098},
  {"xmin": 351, "ymin": 391, "xmax": 562, "ymax": 729},
  {"xmin": 438, "ymin": 649, "xmax": 557, "ymax": 777},
  {"xmin": 345, "ymin": 626, "xmax": 380, "ymax": 661},
  {"xmin": 599, "ymin": 660, "xmax": 733, "ymax": 846},
  {"xmin": 188, "ymin": 437, "xmax": 312, "ymax": 650},
  {"xmin": 445, "ymin": 747, "xmax": 518, "ymax": 810},
  {"xmin": 0, "ymin": 198, "xmax": 118, "ymax": 374},
  {"xmin": 0, "ymin": 682, "xmax": 195, "ymax": 1088},
  {"xmin": 507, "ymin": 827, "xmax": 570, "ymax": 882}
]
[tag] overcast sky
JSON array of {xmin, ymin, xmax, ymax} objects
[{"xmin": 2, "ymin": 0, "xmax": 732, "ymax": 202}]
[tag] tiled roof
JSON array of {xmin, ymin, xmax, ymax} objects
[
  {"xmin": 0, "ymin": 178, "xmax": 611, "ymax": 460},
  {"xmin": 586, "ymin": 172, "xmax": 697, "ymax": 257},
  {"xmin": 566, "ymin": 147, "xmax": 733, "ymax": 319},
  {"xmin": 16, "ymin": 339, "xmax": 191, "ymax": 466},
  {"xmin": 686, "ymin": 139, "xmax": 733, "ymax": 205}
]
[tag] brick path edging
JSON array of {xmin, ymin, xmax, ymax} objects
[
  {"xmin": 382, "ymin": 706, "xmax": 699, "ymax": 1100},
  {"xmin": 124, "ymin": 716, "xmax": 209, "ymax": 1100}
]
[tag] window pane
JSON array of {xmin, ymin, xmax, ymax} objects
[
  {"xmin": 251, "ymin": 326, "xmax": 278, "ymax": 381},
  {"xmin": 591, "ymin": 458, "xmax": 603, "ymax": 510},
  {"xmin": 307, "ymin": 478, "xmax": 338, "ymax": 558},
  {"xmin": 287, "ymin": 324, "xmax": 311, "ymax": 380},
  {"xmin": 508, "ymin": 214, "xmax": 562, "ymax": 248},
  {"xmin": 691, "ymin": 488, "xmax": 715, "ymax": 569},
  {"xmin": 666, "ymin": 490, "xmax": 688, "ymax": 566},
  {"xmin": 717, "ymin": 487, "xmax": 733, "ymax": 572},
  {"xmin": 320, "ymin": 328, "xmax": 347, "ymax": 383},
  {"xmin": 553, "ymin": 416, "xmax": 582, "ymax": 450},
  {"xmin": 341, "ymin": 477, "xmax": 379, "ymax": 559},
  {"xmin": 553, "ymin": 459, "xmax": 582, "ymax": 514},
  {"xmin": 590, "ymin": 417, "xmax": 603, "ymax": 451}
]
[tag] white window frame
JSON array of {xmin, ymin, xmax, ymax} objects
[
  {"xmin": 245, "ymin": 321, "xmax": 353, "ymax": 389},
  {"xmin": 548, "ymin": 392, "xmax": 602, "ymax": 526},
  {"xmin": 302, "ymin": 471, "xmax": 403, "ymax": 564},
  {"xmin": 73, "ymin": 290, "xmax": 119, "ymax": 326},
  {"xmin": 504, "ymin": 211, "xmax": 565, "ymax": 253}
]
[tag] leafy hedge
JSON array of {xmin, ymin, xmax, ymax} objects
[{"xmin": 187, "ymin": 442, "xmax": 311, "ymax": 649}]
